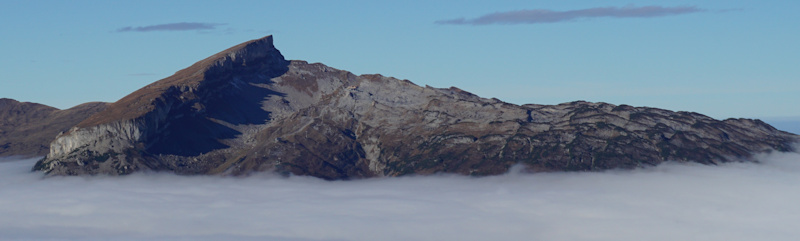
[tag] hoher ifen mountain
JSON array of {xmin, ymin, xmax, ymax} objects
[{"xmin": 32, "ymin": 36, "xmax": 799, "ymax": 179}]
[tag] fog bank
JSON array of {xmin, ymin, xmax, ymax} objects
[{"xmin": 2, "ymin": 152, "xmax": 800, "ymax": 241}]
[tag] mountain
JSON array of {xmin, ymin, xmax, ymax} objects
[
  {"xmin": 33, "ymin": 36, "xmax": 799, "ymax": 179},
  {"xmin": 0, "ymin": 99, "xmax": 108, "ymax": 158}
]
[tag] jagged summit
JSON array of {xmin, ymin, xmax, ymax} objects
[
  {"xmin": 34, "ymin": 36, "xmax": 799, "ymax": 178},
  {"xmin": 77, "ymin": 35, "xmax": 286, "ymax": 128},
  {"xmin": 171, "ymin": 35, "xmax": 285, "ymax": 82}
]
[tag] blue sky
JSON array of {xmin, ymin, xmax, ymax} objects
[{"xmin": 1, "ymin": 0, "xmax": 798, "ymax": 120}]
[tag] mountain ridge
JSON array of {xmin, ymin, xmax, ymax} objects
[
  {"xmin": 31, "ymin": 36, "xmax": 799, "ymax": 178},
  {"xmin": 77, "ymin": 36, "xmax": 283, "ymax": 128}
]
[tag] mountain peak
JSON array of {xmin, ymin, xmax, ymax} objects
[
  {"xmin": 198, "ymin": 35, "xmax": 279, "ymax": 70},
  {"xmin": 222, "ymin": 35, "xmax": 276, "ymax": 63},
  {"xmin": 76, "ymin": 35, "xmax": 287, "ymax": 127},
  {"xmin": 171, "ymin": 35, "xmax": 285, "ymax": 81}
]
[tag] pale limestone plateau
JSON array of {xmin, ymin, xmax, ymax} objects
[{"xmin": 33, "ymin": 36, "xmax": 799, "ymax": 179}]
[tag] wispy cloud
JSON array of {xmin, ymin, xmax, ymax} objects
[
  {"xmin": 116, "ymin": 22, "xmax": 225, "ymax": 32},
  {"xmin": 436, "ymin": 5, "xmax": 705, "ymax": 25}
]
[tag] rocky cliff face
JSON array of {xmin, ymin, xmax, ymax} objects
[
  {"xmin": 0, "ymin": 99, "xmax": 108, "ymax": 157},
  {"xmin": 33, "ymin": 36, "xmax": 799, "ymax": 178}
]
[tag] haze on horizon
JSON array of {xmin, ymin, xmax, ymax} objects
[{"xmin": 1, "ymin": 0, "xmax": 798, "ymax": 120}]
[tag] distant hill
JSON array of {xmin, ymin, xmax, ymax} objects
[{"xmin": 0, "ymin": 99, "xmax": 108, "ymax": 157}]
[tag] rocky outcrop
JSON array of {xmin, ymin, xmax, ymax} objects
[
  {"xmin": 33, "ymin": 36, "xmax": 799, "ymax": 178},
  {"xmin": 0, "ymin": 99, "xmax": 108, "ymax": 157}
]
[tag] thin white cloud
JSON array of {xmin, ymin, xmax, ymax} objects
[
  {"xmin": 116, "ymin": 22, "xmax": 224, "ymax": 32},
  {"xmin": 437, "ymin": 5, "xmax": 705, "ymax": 25},
  {"xmin": 2, "ymin": 150, "xmax": 800, "ymax": 240}
]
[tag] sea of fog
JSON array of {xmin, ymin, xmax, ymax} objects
[{"xmin": 2, "ymin": 151, "xmax": 800, "ymax": 241}]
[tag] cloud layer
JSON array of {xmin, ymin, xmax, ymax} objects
[
  {"xmin": 2, "ymin": 151, "xmax": 800, "ymax": 240},
  {"xmin": 116, "ymin": 22, "xmax": 223, "ymax": 32},
  {"xmin": 437, "ymin": 5, "xmax": 705, "ymax": 25}
]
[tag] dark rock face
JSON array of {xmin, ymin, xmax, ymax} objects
[
  {"xmin": 0, "ymin": 99, "xmax": 108, "ymax": 157},
  {"xmin": 33, "ymin": 36, "xmax": 799, "ymax": 178}
]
